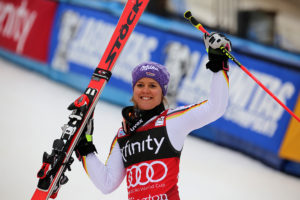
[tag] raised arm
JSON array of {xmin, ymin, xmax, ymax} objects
[{"xmin": 166, "ymin": 32, "xmax": 231, "ymax": 151}]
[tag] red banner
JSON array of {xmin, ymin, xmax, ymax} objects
[{"xmin": 0, "ymin": 0, "xmax": 57, "ymax": 62}]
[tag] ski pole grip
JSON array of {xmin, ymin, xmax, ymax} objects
[{"xmin": 184, "ymin": 11, "xmax": 210, "ymax": 35}]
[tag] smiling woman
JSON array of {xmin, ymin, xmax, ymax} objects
[
  {"xmin": 74, "ymin": 32, "xmax": 231, "ymax": 199},
  {"xmin": 131, "ymin": 62, "xmax": 169, "ymax": 110}
]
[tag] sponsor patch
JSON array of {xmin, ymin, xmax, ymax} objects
[
  {"xmin": 155, "ymin": 116, "xmax": 165, "ymax": 126},
  {"xmin": 118, "ymin": 128, "xmax": 126, "ymax": 137}
]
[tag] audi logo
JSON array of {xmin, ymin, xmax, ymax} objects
[{"xmin": 127, "ymin": 161, "xmax": 168, "ymax": 188}]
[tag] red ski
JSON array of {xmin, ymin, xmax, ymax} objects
[{"xmin": 31, "ymin": 0, "xmax": 149, "ymax": 199}]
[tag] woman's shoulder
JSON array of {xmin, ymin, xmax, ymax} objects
[{"xmin": 166, "ymin": 101, "xmax": 208, "ymax": 118}]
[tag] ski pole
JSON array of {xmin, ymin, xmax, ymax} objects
[{"xmin": 184, "ymin": 10, "xmax": 300, "ymax": 123}]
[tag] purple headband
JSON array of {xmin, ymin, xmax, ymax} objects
[{"xmin": 132, "ymin": 62, "xmax": 170, "ymax": 96}]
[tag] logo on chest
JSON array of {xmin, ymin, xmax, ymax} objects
[
  {"xmin": 120, "ymin": 135, "xmax": 165, "ymax": 162},
  {"xmin": 155, "ymin": 116, "xmax": 165, "ymax": 127}
]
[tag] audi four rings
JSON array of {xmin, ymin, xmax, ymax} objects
[{"xmin": 126, "ymin": 161, "xmax": 168, "ymax": 188}]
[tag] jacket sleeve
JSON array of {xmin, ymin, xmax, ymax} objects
[
  {"xmin": 166, "ymin": 70, "xmax": 229, "ymax": 151},
  {"xmin": 83, "ymin": 136, "xmax": 126, "ymax": 194}
]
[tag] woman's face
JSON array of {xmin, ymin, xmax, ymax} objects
[{"xmin": 132, "ymin": 77, "xmax": 163, "ymax": 110}]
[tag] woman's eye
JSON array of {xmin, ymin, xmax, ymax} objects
[
  {"xmin": 149, "ymin": 84, "xmax": 157, "ymax": 88},
  {"xmin": 136, "ymin": 83, "xmax": 144, "ymax": 87}
]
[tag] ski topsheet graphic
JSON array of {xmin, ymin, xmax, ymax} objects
[{"xmin": 31, "ymin": 1, "xmax": 150, "ymax": 199}]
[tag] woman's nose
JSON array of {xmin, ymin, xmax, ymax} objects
[{"xmin": 141, "ymin": 86, "xmax": 150, "ymax": 93}]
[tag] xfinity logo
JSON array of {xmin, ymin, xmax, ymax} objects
[
  {"xmin": 105, "ymin": 0, "xmax": 143, "ymax": 68},
  {"xmin": 121, "ymin": 135, "xmax": 165, "ymax": 162},
  {"xmin": 0, "ymin": 1, "xmax": 37, "ymax": 53}
]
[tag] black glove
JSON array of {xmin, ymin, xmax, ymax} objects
[
  {"xmin": 67, "ymin": 93, "xmax": 97, "ymax": 161},
  {"xmin": 203, "ymin": 32, "xmax": 232, "ymax": 72},
  {"xmin": 74, "ymin": 114, "xmax": 97, "ymax": 161}
]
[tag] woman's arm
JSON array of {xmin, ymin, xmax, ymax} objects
[
  {"xmin": 166, "ymin": 32, "xmax": 231, "ymax": 152},
  {"xmin": 166, "ymin": 70, "xmax": 229, "ymax": 151},
  {"xmin": 83, "ymin": 137, "xmax": 126, "ymax": 194}
]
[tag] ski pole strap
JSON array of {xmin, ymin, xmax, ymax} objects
[{"xmin": 92, "ymin": 68, "xmax": 112, "ymax": 81}]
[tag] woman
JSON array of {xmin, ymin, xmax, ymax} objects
[{"xmin": 75, "ymin": 32, "xmax": 231, "ymax": 199}]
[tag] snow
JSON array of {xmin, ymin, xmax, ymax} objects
[{"xmin": 1, "ymin": 57, "xmax": 300, "ymax": 200}]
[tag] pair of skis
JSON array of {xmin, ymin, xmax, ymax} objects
[{"xmin": 31, "ymin": 0, "xmax": 150, "ymax": 199}]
